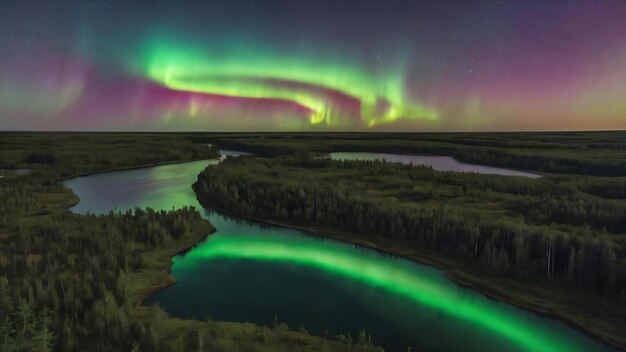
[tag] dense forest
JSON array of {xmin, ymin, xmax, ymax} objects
[
  {"xmin": 203, "ymin": 131, "xmax": 626, "ymax": 176},
  {"xmin": 1, "ymin": 205, "xmax": 381, "ymax": 352},
  {"xmin": 0, "ymin": 132, "xmax": 219, "ymax": 178},
  {"xmin": 0, "ymin": 207, "xmax": 210, "ymax": 351},
  {"xmin": 2, "ymin": 131, "xmax": 626, "ymax": 350},
  {"xmin": 0, "ymin": 133, "xmax": 221, "ymax": 231},
  {"xmin": 194, "ymin": 155, "xmax": 626, "ymax": 298},
  {"xmin": 0, "ymin": 133, "xmax": 380, "ymax": 352}
]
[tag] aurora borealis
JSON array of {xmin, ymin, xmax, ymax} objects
[{"xmin": 1, "ymin": 0, "xmax": 625, "ymax": 131}]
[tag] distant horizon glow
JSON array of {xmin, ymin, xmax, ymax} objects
[{"xmin": 0, "ymin": 0, "xmax": 625, "ymax": 131}]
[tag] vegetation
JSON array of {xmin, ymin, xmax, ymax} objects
[
  {"xmin": 0, "ymin": 207, "xmax": 209, "ymax": 351},
  {"xmin": 3, "ymin": 131, "xmax": 626, "ymax": 350},
  {"xmin": 194, "ymin": 153, "xmax": 626, "ymax": 348},
  {"xmin": 0, "ymin": 132, "xmax": 220, "ymax": 233},
  {"xmin": 0, "ymin": 132, "xmax": 219, "ymax": 178},
  {"xmin": 0, "ymin": 133, "xmax": 381, "ymax": 352},
  {"xmin": 1, "ymin": 206, "xmax": 381, "ymax": 352},
  {"xmin": 203, "ymin": 131, "xmax": 626, "ymax": 176}
]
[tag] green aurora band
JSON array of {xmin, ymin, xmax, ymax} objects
[
  {"xmin": 180, "ymin": 234, "xmax": 583, "ymax": 352},
  {"xmin": 142, "ymin": 38, "xmax": 438, "ymax": 127}
]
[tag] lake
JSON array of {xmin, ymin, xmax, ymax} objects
[
  {"xmin": 64, "ymin": 154, "xmax": 611, "ymax": 351},
  {"xmin": 330, "ymin": 152, "xmax": 543, "ymax": 178}
]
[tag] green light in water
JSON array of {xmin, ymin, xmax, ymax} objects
[
  {"xmin": 141, "ymin": 37, "xmax": 438, "ymax": 127},
  {"xmin": 181, "ymin": 234, "xmax": 584, "ymax": 352}
]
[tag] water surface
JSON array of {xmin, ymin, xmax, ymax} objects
[
  {"xmin": 330, "ymin": 152, "xmax": 542, "ymax": 178},
  {"xmin": 0, "ymin": 169, "xmax": 31, "ymax": 178},
  {"xmin": 64, "ymin": 156, "xmax": 611, "ymax": 352}
]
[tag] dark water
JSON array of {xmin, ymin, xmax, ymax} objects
[
  {"xmin": 330, "ymin": 152, "xmax": 542, "ymax": 178},
  {"xmin": 64, "ymin": 156, "xmax": 612, "ymax": 352}
]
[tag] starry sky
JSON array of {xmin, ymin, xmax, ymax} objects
[{"xmin": 1, "ymin": 0, "xmax": 625, "ymax": 131}]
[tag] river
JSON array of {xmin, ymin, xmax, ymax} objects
[
  {"xmin": 330, "ymin": 152, "xmax": 542, "ymax": 178},
  {"xmin": 63, "ymin": 154, "xmax": 611, "ymax": 351}
]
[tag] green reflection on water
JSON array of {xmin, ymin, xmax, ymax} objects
[
  {"xmin": 180, "ymin": 234, "xmax": 580, "ymax": 352},
  {"xmin": 65, "ymin": 159, "xmax": 611, "ymax": 352}
]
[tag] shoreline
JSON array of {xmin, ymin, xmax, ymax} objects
[
  {"xmin": 56, "ymin": 158, "xmax": 350, "ymax": 350},
  {"xmin": 195, "ymin": 195, "xmax": 626, "ymax": 351},
  {"xmin": 130, "ymin": 221, "xmax": 215, "ymax": 308},
  {"xmin": 58, "ymin": 155, "xmax": 621, "ymax": 350},
  {"xmin": 322, "ymin": 152, "xmax": 548, "ymax": 177},
  {"xmin": 57, "ymin": 156, "xmax": 220, "ymax": 181},
  {"xmin": 58, "ymin": 157, "xmax": 220, "ymax": 309},
  {"xmin": 58, "ymin": 156, "xmax": 221, "ymax": 213}
]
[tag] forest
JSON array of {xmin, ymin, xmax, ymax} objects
[
  {"xmin": 2, "ymin": 131, "xmax": 626, "ymax": 350},
  {"xmin": 194, "ymin": 155, "xmax": 626, "ymax": 295},
  {"xmin": 193, "ymin": 152, "xmax": 626, "ymax": 348},
  {"xmin": 0, "ymin": 132, "xmax": 219, "ymax": 178},
  {"xmin": 1, "ymin": 207, "xmax": 210, "ymax": 351},
  {"xmin": 202, "ymin": 131, "xmax": 626, "ymax": 176},
  {"xmin": 0, "ymin": 133, "xmax": 380, "ymax": 352}
]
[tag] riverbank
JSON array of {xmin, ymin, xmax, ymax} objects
[
  {"xmin": 15, "ymin": 157, "xmax": 220, "ymax": 228},
  {"xmin": 113, "ymin": 200, "xmax": 384, "ymax": 351},
  {"xmin": 126, "ymin": 220, "xmax": 215, "ymax": 308},
  {"xmin": 125, "ymin": 216, "xmax": 385, "ymax": 351},
  {"xmin": 60, "ymin": 160, "xmax": 219, "ymax": 307},
  {"xmin": 1, "ymin": 134, "xmax": 383, "ymax": 350},
  {"xmin": 324, "ymin": 152, "xmax": 548, "ymax": 178},
  {"xmin": 205, "ymin": 131, "xmax": 626, "ymax": 176},
  {"xmin": 57, "ymin": 157, "xmax": 220, "ymax": 181},
  {"xmin": 195, "ymin": 197, "xmax": 626, "ymax": 351},
  {"xmin": 54, "ymin": 159, "xmax": 381, "ymax": 351}
]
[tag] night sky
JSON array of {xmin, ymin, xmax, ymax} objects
[{"xmin": 1, "ymin": 0, "xmax": 625, "ymax": 131}]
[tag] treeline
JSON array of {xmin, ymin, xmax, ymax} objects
[
  {"xmin": 0, "ymin": 132, "xmax": 220, "ymax": 178},
  {"xmin": 0, "ymin": 185, "xmax": 385, "ymax": 352},
  {"xmin": 0, "ymin": 133, "xmax": 219, "ymax": 233},
  {"xmin": 206, "ymin": 131, "xmax": 626, "ymax": 176},
  {"xmin": 0, "ymin": 207, "xmax": 211, "ymax": 351},
  {"xmin": 0, "ymin": 134, "xmax": 384, "ymax": 351},
  {"xmin": 0, "ymin": 171, "xmax": 77, "ymax": 231},
  {"xmin": 193, "ymin": 156, "xmax": 626, "ymax": 298}
]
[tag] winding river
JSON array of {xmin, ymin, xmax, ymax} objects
[{"xmin": 64, "ymin": 153, "xmax": 612, "ymax": 351}]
